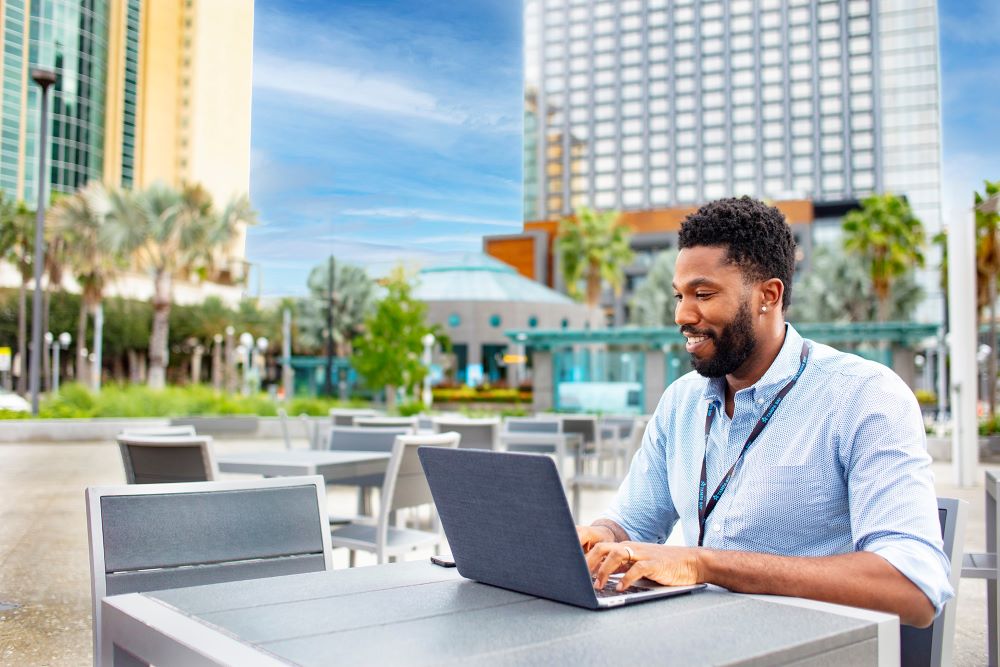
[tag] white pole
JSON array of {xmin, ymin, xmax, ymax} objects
[
  {"xmin": 92, "ymin": 303, "xmax": 104, "ymax": 391},
  {"xmin": 947, "ymin": 207, "xmax": 978, "ymax": 487},
  {"xmin": 282, "ymin": 308, "xmax": 293, "ymax": 401}
]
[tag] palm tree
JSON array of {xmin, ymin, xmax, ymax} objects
[
  {"xmin": 300, "ymin": 257, "xmax": 375, "ymax": 356},
  {"xmin": 975, "ymin": 180, "xmax": 1000, "ymax": 417},
  {"xmin": 0, "ymin": 195, "xmax": 37, "ymax": 394},
  {"xmin": 556, "ymin": 206, "xmax": 633, "ymax": 309},
  {"xmin": 106, "ymin": 182, "xmax": 257, "ymax": 389},
  {"xmin": 628, "ymin": 248, "xmax": 678, "ymax": 326},
  {"xmin": 48, "ymin": 182, "xmax": 127, "ymax": 389},
  {"xmin": 842, "ymin": 193, "xmax": 926, "ymax": 323}
]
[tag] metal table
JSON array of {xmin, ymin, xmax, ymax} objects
[
  {"xmin": 217, "ymin": 450, "xmax": 390, "ymax": 485},
  {"xmin": 101, "ymin": 561, "xmax": 898, "ymax": 666}
]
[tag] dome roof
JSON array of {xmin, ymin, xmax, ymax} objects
[{"xmin": 413, "ymin": 254, "xmax": 577, "ymax": 304}]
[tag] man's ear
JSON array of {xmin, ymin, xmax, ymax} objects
[{"xmin": 760, "ymin": 278, "xmax": 784, "ymax": 311}]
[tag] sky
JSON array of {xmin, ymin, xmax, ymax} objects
[
  {"xmin": 246, "ymin": 0, "xmax": 523, "ymax": 297},
  {"xmin": 247, "ymin": 0, "xmax": 1000, "ymax": 297}
]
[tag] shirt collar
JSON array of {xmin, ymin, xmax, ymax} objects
[{"xmin": 701, "ymin": 324, "xmax": 805, "ymax": 406}]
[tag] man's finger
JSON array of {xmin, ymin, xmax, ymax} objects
[
  {"xmin": 617, "ymin": 560, "xmax": 654, "ymax": 590},
  {"xmin": 584, "ymin": 542, "xmax": 610, "ymax": 573},
  {"xmin": 594, "ymin": 549, "xmax": 626, "ymax": 589}
]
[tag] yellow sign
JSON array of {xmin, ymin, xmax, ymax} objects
[
  {"xmin": 502, "ymin": 354, "xmax": 526, "ymax": 364},
  {"xmin": 0, "ymin": 346, "xmax": 10, "ymax": 373}
]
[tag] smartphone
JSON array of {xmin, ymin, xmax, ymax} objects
[{"xmin": 430, "ymin": 555, "xmax": 456, "ymax": 568}]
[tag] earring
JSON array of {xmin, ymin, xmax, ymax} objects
[{"xmin": 761, "ymin": 306, "xmax": 768, "ymax": 313}]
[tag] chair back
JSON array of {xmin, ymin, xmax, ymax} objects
[
  {"xmin": 278, "ymin": 408, "xmax": 316, "ymax": 450},
  {"xmin": 432, "ymin": 418, "xmax": 499, "ymax": 450},
  {"xmin": 330, "ymin": 408, "xmax": 378, "ymax": 426},
  {"xmin": 559, "ymin": 415, "xmax": 598, "ymax": 445},
  {"xmin": 327, "ymin": 425, "xmax": 412, "ymax": 452},
  {"xmin": 900, "ymin": 497, "xmax": 968, "ymax": 667},
  {"xmin": 118, "ymin": 425, "xmax": 197, "ymax": 438},
  {"xmin": 354, "ymin": 416, "xmax": 417, "ymax": 429},
  {"xmin": 504, "ymin": 417, "xmax": 561, "ymax": 434},
  {"xmin": 600, "ymin": 415, "xmax": 637, "ymax": 440},
  {"xmin": 87, "ymin": 476, "xmax": 331, "ymax": 665},
  {"xmin": 116, "ymin": 435, "xmax": 217, "ymax": 484},
  {"xmin": 378, "ymin": 433, "xmax": 460, "ymax": 546}
]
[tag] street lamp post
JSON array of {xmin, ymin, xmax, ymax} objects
[
  {"xmin": 255, "ymin": 336, "xmax": 269, "ymax": 393},
  {"xmin": 28, "ymin": 68, "xmax": 57, "ymax": 415},
  {"xmin": 421, "ymin": 333, "xmax": 435, "ymax": 408},
  {"xmin": 239, "ymin": 332, "xmax": 253, "ymax": 395},
  {"xmin": 51, "ymin": 332, "xmax": 70, "ymax": 393}
]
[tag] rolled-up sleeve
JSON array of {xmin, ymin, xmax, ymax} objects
[
  {"xmin": 603, "ymin": 390, "xmax": 680, "ymax": 543},
  {"xmin": 839, "ymin": 372, "xmax": 954, "ymax": 614}
]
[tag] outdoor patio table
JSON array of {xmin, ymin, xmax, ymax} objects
[
  {"xmin": 216, "ymin": 450, "xmax": 390, "ymax": 485},
  {"xmin": 100, "ymin": 560, "xmax": 899, "ymax": 666}
]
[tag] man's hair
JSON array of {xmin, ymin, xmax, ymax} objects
[{"xmin": 677, "ymin": 196, "xmax": 797, "ymax": 311}]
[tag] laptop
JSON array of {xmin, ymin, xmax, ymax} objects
[{"xmin": 417, "ymin": 447, "xmax": 706, "ymax": 610}]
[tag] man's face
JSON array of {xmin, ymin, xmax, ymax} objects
[{"xmin": 672, "ymin": 246, "xmax": 758, "ymax": 378}]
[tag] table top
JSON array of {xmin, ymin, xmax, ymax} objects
[
  {"xmin": 105, "ymin": 561, "xmax": 891, "ymax": 666},
  {"xmin": 216, "ymin": 450, "xmax": 390, "ymax": 482}
]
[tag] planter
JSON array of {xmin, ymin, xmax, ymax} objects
[{"xmin": 925, "ymin": 435, "xmax": 1000, "ymax": 461}]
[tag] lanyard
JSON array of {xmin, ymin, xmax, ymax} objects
[{"xmin": 697, "ymin": 341, "xmax": 810, "ymax": 547}]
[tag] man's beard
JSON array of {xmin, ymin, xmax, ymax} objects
[{"xmin": 683, "ymin": 299, "xmax": 757, "ymax": 378}]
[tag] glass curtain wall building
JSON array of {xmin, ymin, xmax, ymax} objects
[
  {"xmin": 1, "ymin": 0, "xmax": 110, "ymax": 205},
  {"xmin": 524, "ymin": 0, "xmax": 943, "ymax": 318}
]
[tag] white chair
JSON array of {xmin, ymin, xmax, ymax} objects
[
  {"xmin": 432, "ymin": 417, "xmax": 500, "ymax": 449},
  {"xmin": 329, "ymin": 432, "xmax": 461, "ymax": 565},
  {"xmin": 278, "ymin": 408, "xmax": 317, "ymax": 450},
  {"xmin": 568, "ymin": 417, "xmax": 649, "ymax": 519},
  {"xmin": 901, "ymin": 497, "xmax": 968, "ymax": 667},
  {"xmin": 87, "ymin": 476, "xmax": 332, "ymax": 666},
  {"xmin": 118, "ymin": 425, "xmax": 196, "ymax": 438},
  {"xmin": 116, "ymin": 434, "xmax": 217, "ymax": 484},
  {"xmin": 330, "ymin": 408, "xmax": 379, "ymax": 427},
  {"xmin": 354, "ymin": 416, "xmax": 418, "ymax": 429}
]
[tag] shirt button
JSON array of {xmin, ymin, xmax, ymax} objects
[{"xmin": 713, "ymin": 523, "xmax": 721, "ymax": 532}]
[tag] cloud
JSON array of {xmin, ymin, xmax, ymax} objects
[
  {"xmin": 339, "ymin": 207, "xmax": 520, "ymax": 227},
  {"xmin": 254, "ymin": 53, "xmax": 468, "ymax": 126}
]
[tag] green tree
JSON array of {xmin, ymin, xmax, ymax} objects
[
  {"xmin": 0, "ymin": 194, "xmax": 36, "ymax": 394},
  {"xmin": 975, "ymin": 180, "xmax": 1000, "ymax": 417},
  {"xmin": 556, "ymin": 206, "xmax": 634, "ymax": 308},
  {"xmin": 352, "ymin": 268, "xmax": 435, "ymax": 411},
  {"xmin": 628, "ymin": 248, "xmax": 678, "ymax": 327},
  {"xmin": 298, "ymin": 257, "xmax": 375, "ymax": 356},
  {"xmin": 106, "ymin": 182, "xmax": 257, "ymax": 389},
  {"xmin": 842, "ymin": 193, "xmax": 926, "ymax": 322},
  {"xmin": 791, "ymin": 245, "xmax": 922, "ymax": 323},
  {"xmin": 48, "ymin": 182, "xmax": 131, "ymax": 388}
]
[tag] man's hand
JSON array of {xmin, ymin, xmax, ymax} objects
[
  {"xmin": 577, "ymin": 525, "xmax": 616, "ymax": 552},
  {"xmin": 585, "ymin": 541, "xmax": 704, "ymax": 591}
]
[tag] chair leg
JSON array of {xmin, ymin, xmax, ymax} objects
[{"xmin": 348, "ymin": 550, "xmax": 356, "ymax": 568}]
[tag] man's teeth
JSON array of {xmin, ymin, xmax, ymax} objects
[{"xmin": 688, "ymin": 336, "xmax": 707, "ymax": 343}]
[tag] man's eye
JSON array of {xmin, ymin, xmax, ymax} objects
[
  {"xmin": 673, "ymin": 294, "xmax": 682, "ymax": 301},
  {"xmin": 696, "ymin": 292, "xmax": 713, "ymax": 299}
]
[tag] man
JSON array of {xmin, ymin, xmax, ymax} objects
[{"xmin": 579, "ymin": 197, "xmax": 950, "ymax": 628}]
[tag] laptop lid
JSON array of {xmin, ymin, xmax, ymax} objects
[{"xmin": 418, "ymin": 447, "xmax": 613, "ymax": 609}]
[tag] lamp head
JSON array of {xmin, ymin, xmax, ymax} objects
[{"xmin": 31, "ymin": 68, "xmax": 57, "ymax": 88}]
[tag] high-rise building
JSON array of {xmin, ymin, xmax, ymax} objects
[
  {"xmin": 0, "ymin": 0, "xmax": 254, "ymax": 300},
  {"xmin": 522, "ymin": 0, "xmax": 943, "ymax": 318}
]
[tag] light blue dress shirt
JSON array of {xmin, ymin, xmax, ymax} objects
[{"xmin": 604, "ymin": 324, "xmax": 953, "ymax": 612}]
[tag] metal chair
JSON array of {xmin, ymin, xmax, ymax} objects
[
  {"xmin": 329, "ymin": 408, "xmax": 379, "ymax": 427},
  {"xmin": 327, "ymin": 425, "xmax": 413, "ymax": 515},
  {"xmin": 116, "ymin": 434, "xmax": 217, "ymax": 484},
  {"xmin": 901, "ymin": 497, "xmax": 968, "ymax": 667},
  {"xmin": 86, "ymin": 476, "xmax": 332, "ymax": 667},
  {"xmin": 432, "ymin": 417, "xmax": 500, "ymax": 450},
  {"xmin": 568, "ymin": 417, "xmax": 649, "ymax": 519},
  {"xmin": 329, "ymin": 432, "xmax": 461, "ymax": 565},
  {"xmin": 278, "ymin": 408, "xmax": 317, "ymax": 450},
  {"xmin": 353, "ymin": 416, "xmax": 418, "ymax": 429},
  {"xmin": 118, "ymin": 425, "xmax": 196, "ymax": 438}
]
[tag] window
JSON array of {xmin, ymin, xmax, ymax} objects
[{"xmin": 448, "ymin": 313, "xmax": 461, "ymax": 327}]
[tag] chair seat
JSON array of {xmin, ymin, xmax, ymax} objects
[{"xmin": 329, "ymin": 523, "xmax": 440, "ymax": 553}]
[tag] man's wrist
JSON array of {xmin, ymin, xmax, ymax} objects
[
  {"xmin": 590, "ymin": 519, "xmax": 627, "ymax": 543},
  {"xmin": 694, "ymin": 547, "xmax": 714, "ymax": 583}
]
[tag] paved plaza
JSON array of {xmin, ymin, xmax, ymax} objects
[{"xmin": 0, "ymin": 437, "xmax": 991, "ymax": 666}]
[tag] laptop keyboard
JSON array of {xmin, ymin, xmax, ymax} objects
[{"xmin": 593, "ymin": 579, "xmax": 646, "ymax": 597}]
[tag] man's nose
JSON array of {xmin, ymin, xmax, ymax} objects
[{"xmin": 675, "ymin": 297, "xmax": 698, "ymax": 327}]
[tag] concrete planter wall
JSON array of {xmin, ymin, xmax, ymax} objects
[
  {"xmin": 925, "ymin": 435, "xmax": 1000, "ymax": 462},
  {"xmin": 0, "ymin": 416, "xmax": 287, "ymax": 442}
]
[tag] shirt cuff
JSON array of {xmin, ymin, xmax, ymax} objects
[{"xmin": 864, "ymin": 537, "xmax": 954, "ymax": 615}]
